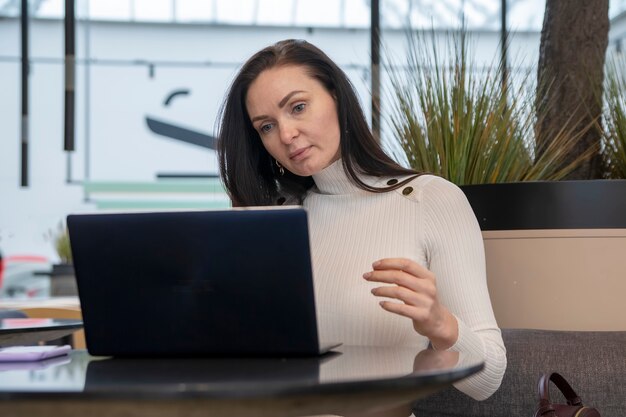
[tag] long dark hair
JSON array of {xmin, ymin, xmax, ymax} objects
[{"xmin": 217, "ymin": 39, "xmax": 419, "ymax": 207}]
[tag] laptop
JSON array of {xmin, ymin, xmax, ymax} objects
[{"xmin": 67, "ymin": 208, "xmax": 340, "ymax": 357}]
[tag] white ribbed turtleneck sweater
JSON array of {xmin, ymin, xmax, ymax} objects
[{"xmin": 304, "ymin": 160, "xmax": 507, "ymax": 401}]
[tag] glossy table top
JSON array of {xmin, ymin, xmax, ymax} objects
[
  {"xmin": 0, "ymin": 346, "xmax": 482, "ymax": 417},
  {"xmin": 0, "ymin": 318, "xmax": 83, "ymax": 346}
]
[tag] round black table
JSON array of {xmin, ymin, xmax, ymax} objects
[{"xmin": 0, "ymin": 345, "xmax": 483, "ymax": 417}]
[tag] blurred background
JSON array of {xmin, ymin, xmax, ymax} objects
[{"xmin": 1, "ymin": 0, "xmax": 625, "ymax": 298}]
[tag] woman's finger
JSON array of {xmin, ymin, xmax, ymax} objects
[
  {"xmin": 371, "ymin": 258, "xmax": 434, "ymax": 281},
  {"xmin": 364, "ymin": 268, "xmax": 437, "ymax": 296},
  {"xmin": 371, "ymin": 285, "xmax": 420, "ymax": 304},
  {"xmin": 363, "ymin": 269, "xmax": 432, "ymax": 293},
  {"xmin": 378, "ymin": 301, "xmax": 430, "ymax": 323}
]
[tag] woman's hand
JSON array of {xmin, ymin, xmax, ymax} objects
[{"xmin": 363, "ymin": 258, "xmax": 458, "ymax": 350}]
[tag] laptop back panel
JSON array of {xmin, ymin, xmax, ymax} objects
[{"xmin": 67, "ymin": 209, "xmax": 321, "ymax": 357}]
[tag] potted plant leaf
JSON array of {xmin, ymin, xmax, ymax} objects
[{"xmin": 48, "ymin": 222, "xmax": 77, "ymax": 297}]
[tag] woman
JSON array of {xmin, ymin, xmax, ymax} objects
[{"xmin": 217, "ymin": 39, "xmax": 506, "ymax": 403}]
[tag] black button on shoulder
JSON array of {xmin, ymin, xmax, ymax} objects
[
  {"xmin": 402, "ymin": 187, "xmax": 413, "ymax": 196},
  {"xmin": 387, "ymin": 179, "xmax": 398, "ymax": 185}
]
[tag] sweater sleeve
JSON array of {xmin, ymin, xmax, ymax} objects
[{"xmin": 419, "ymin": 175, "xmax": 507, "ymax": 400}]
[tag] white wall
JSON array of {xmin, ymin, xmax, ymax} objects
[{"xmin": 1, "ymin": 18, "xmax": 540, "ymax": 259}]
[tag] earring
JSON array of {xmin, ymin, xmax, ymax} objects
[{"xmin": 275, "ymin": 159, "xmax": 285, "ymax": 176}]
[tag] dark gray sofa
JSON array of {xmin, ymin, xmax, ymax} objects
[{"xmin": 413, "ymin": 329, "xmax": 626, "ymax": 417}]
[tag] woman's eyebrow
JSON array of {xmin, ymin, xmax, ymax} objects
[
  {"xmin": 278, "ymin": 90, "xmax": 305, "ymax": 108},
  {"xmin": 251, "ymin": 90, "xmax": 306, "ymax": 123}
]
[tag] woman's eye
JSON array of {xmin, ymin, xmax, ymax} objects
[
  {"xmin": 293, "ymin": 103, "xmax": 306, "ymax": 113},
  {"xmin": 260, "ymin": 123, "xmax": 273, "ymax": 133}
]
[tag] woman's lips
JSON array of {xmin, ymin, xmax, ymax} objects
[{"xmin": 289, "ymin": 146, "xmax": 312, "ymax": 161}]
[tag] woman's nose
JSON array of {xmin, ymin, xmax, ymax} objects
[{"xmin": 279, "ymin": 121, "xmax": 298, "ymax": 144}]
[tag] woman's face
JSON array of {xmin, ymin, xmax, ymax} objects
[{"xmin": 246, "ymin": 64, "xmax": 341, "ymax": 177}]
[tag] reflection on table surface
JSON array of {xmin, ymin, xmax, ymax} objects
[{"xmin": 0, "ymin": 346, "xmax": 480, "ymax": 397}]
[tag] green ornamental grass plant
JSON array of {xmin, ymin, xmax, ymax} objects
[
  {"xmin": 603, "ymin": 53, "xmax": 626, "ymax": 179},
  {"xmin": 384, "ymin": 30, "xmax": 595, "ymax": 185}
]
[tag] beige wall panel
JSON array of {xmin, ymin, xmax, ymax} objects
[{"xmin": 483, "ymin": 229, "xmax": 626, "ymax": 331}]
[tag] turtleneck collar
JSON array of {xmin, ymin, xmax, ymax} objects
[{"xmin": 311, "ymin": 159, "xmax": 380, "ymax": 195}]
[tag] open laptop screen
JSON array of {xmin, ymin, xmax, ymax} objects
[{"xmin": 68, "ymin": 208, "xmax": 331, "ymax": 357}]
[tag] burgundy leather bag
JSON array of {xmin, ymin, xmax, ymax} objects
[{"xmin": 534, "ymin": 372, "xmax": 601, "ymax": 417}]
